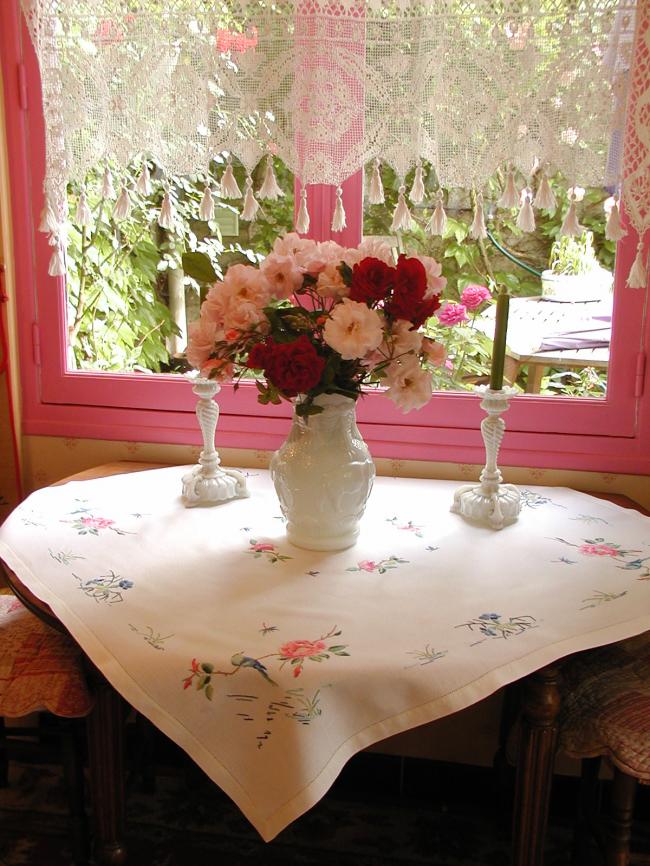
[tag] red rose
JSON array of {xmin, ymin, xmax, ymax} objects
[
  {"xmin": 386, "ymin": 255, "xmax": 441, "ymax": 328},
  {"xmin": 247, "ymin": 342, "xmax": 270, "ymax": 369},
  {"xmin": 349, "ymin": 257, "xmax": 396, "ymax": 304},
  {"xmin": 263, "ymin": 336, "xmax": 326, "ymax": 397}
]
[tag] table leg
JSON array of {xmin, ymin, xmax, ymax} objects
[
  {"xmin": 512, "ymin": 663, "xmax": 562, "ymax": 866},
  {"xmin": 525, "ymin": 364, "xmax": 546, "ymax": 394},
  {"xmin": 86, "ymin": 666, "xmax": 127, "ymax": 865}
]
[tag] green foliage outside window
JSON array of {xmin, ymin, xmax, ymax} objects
[
  {"xmin": 65, "ymin": 155, "xmax": 294, "ymax": 373},
  {"xmin": 65, "ymin": 155, "xmax": 612, "ymax": 397},
  {"xmin": 364, "ymin": 163, "xmax": 614, "ymax": 395}
]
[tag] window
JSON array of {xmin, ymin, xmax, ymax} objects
[{"xmin": 2, "ymin": 0, "xmax": 649, "ymax": 473}]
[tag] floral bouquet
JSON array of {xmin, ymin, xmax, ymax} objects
[{"xmin": 187, "ymin": 233, "xmax": 449, "ymax": 417}]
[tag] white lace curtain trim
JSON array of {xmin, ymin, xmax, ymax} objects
[{"xmin": 22, "ymin": 0, "xmax": 648, "ymax": 286}]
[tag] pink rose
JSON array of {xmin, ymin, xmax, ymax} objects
[
  {"xmin": 252, "ymin": 542, "xmax": 276, "ymax": 552},
  {"xmin": 419, "ymin": 255, "xmax": 447, "ymax": 296},
  {"xmin": 460, "ymin": 284, "xmax": 492, "ymax": 310},
  {"xmin": 279, "ymin": 639, "xmax": 327, "ymax": 659},
  {"xmin": 422, "ymin": 337, "xmax": 447, "ymax": 367},
  {"xmin": 186, "ymin": 317, "xmax": 220, "ymax": 371},
  {"xmin": 579, "ymin": 543, "xmax": 619, "ymax": 557},
  {"xmin": 437, "ymin": 303, "xmax": 469, "ymax": 326},
  {"xmin": 81, "ymin": 516, "xmax": 114, "ymax": 529},
  {"xmin": 200, "ymin": 358, "xmax": 233, "ymax": 382},
  {"xmin": 260, "ymin": 253, "xmax": 304, "ymax": 299}
]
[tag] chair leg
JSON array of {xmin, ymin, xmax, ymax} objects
[
  {"xmin": 0, "ymin": 718, "xmax": 8, "ymax": 787},
  {"xmin": 135, "ymin": 712, "xmax": 156, "ymax": 794},
  {"xmin": 605, "ymin": 767, "xmax": 637, "ymax": 866},
  {"xmin": 572, "ymin": 756, "xmax": 603, "ymax": 866},
  {"xmin": 60, "ymin": 718, "xmax": 91, "ymax": 866}
]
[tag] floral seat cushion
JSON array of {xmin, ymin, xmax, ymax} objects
[
  {"xmin": 0, "ymin": 593, "xmax": 93, "ymax": 718},
  {"xmin": 559, "ymin": 633, "xmax": 650, "ymax": 782}
]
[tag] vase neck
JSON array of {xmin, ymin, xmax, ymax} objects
[{"xmin": 296, "ymin": 394, "xmax": 357, "ymax": 414}]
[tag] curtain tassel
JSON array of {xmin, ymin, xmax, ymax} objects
[
  {"xmin": 516, "ymin": 192, "xmax": 536, "ymax": 232},
  {"xmin": 533, "ymin": 172, "xmax": 557, "ymax": 212},
  {"xmin": 605, "ymin": 198, "xmax": 626, "ymax": 242},
  {"xmin": 426, "ymin": 191, "xmax": 447, "ymax": 236},
  {"xmin": 469, "ymin": 193, "xmax": 487, "ymax": 239},
  {"xmin": 627, "ymin": 239, "xmax": 646, "ymax": 289},
  {"xmin": 158, "ymin": 191, "xmax": 176, "ymax": 230},
  {"xmin": 102, "ymin": 166, "xmax": 116, "ymax": 200},
  {"xmin": 498, "ymin": 167, "xmax": 519, "ymax": 209},
  {"xmin": 390, "ymin": 186, "xmax": 412, "ymax": 232},
  {"xmin": 220, "ymin": 158, "xmax": 242, "ymax": 199},
  {"xmin": 199, "ymin": 185, "xmax": 215, "ymax": 221},
  {"xmin": 296, "ymin": 189, "xmax": 310, "ymax": 234},
  {"xmin": 258, "ymin": 156, "xmax": 284, "ymax": 200},
  {"xmin": 367, "ymin": 158, "xmax": 385, "ymax": 205},
  {"xmin": 559, "ymin": 194, "xmax": 582, "ymax": 237},
  {"xmin": 331, "ymin": 186, "xmax": 347, "ymax": 232},
  {"xmin": 409, "ymin": 161, "xmax": 425, "ymax": 204},
  {"xmin": 113, "ymin": 186, "xmax": 132, "ymax": 221},
  {"xmin": 241, "ymin": 177, "xmax": 260, "ymax": 222},
  {"xmin": 39, "ymin": 198, "xmax": 59, "ymax": 234},
  {"xmin": 137, "ymin": 162, "xmax": 152, "ymax": 196},
  {"xmin": 48, "ymin": 234, "xmax": 66, "ymax": 277},
  {"xmin": 75, "ymin": 190, "xmax": 92, "ymax": 227}
]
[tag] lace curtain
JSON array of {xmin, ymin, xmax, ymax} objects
[{"xmin": 22, "ymin": 0, "xmax": 647, "ymax": 285}]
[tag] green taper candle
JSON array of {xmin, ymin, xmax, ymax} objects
[{"xmin": 490, "ymin": 291, "xmax": 510, "ymax": 390}]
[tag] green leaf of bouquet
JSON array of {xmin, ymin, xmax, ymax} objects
[
  {"xmin": 328, "ymin": 645, "xmax": 347, "ymax": 653},
  {"xmin": 182, "ymin": 251, "xmax": 217, "ymax": 283},
  {"xmin": 205, "ymin": 684, "xmax": 214, "ymax": 701},
  {"xmin": 339, "ymin": 261, "xmax": 353, "ymax": 286},
  {"xmin": 296, "ymin": 402, "xmax": 324, "ymax": 418},
  {"xmin": 201, "ymin": 663, "xmax": 214, "ymax": 673}
]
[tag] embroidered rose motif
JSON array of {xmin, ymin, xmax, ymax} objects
[
  {"xmin": 80, "ymin": 516, "xmax": 115, "ymax": 529},
  {"xmin": 347, "ymin": 556, "xmax": 409, "ymax": 574},
  {"xmin": 278, "ymin": 629, "xmax": 349, "ymax": 678},
  {"xmin": 358, "ymin": 560, "xmax": 377, "ymax": 572},
  {"xmin": 279, "ymin": 639, "xmax": 327, "ymax": 660},
  {"xmin": 579, "ymin": 543, "xmax": 620, "ymax": 557},
  {"xmin": 246, "ymin": 538, "xmax": 292, "ymax": 563}
]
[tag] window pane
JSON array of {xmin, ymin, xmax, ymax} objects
[
  {"xmin": 65, "ymin": 155, "xmax": 295, "ymax": 374},
  {"xmin": 362, "ymin": 162, "xmax": 614, "ymax": 399}
]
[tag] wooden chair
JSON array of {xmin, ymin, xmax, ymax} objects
[
  {"xmin": 0, "ymin": 591, "xmax": 94, "ymax": 865},
  {"xmin": 559, "ymin": 635, "xmax": 650, "ymax": 866}
]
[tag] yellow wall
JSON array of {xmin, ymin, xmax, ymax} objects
[{"xmin": 20, "ymin": 434, "xmax": 650, "ymax": 511}]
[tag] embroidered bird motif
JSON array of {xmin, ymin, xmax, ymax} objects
[{"xmin": 230, "ymin": 652, "xmax": 278, "ymax": 686}]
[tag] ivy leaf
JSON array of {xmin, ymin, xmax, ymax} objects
[{"xmin": 182, "ymin": 251, "xmax": 217, "ymax": 283}]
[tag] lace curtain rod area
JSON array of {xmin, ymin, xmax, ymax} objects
[{"xmin": 22, "ymin": 0, "xmax": 649, "ymax": 287}]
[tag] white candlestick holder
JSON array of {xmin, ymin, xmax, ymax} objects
[
  {"xmin": 182, "ymin": 377, "xmax": 249, "ymax": 507},
  {"xmin": 451, "ymin": 386, "xmax": 521, "ymax": 530}
]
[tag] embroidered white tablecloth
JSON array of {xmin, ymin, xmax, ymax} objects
[{"xmin": 0, "ymin": 466, "xmax": 649, "ymax": 840}]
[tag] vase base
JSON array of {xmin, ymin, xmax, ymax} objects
[{"xmin": 286, "ymin": 525, "xmax": 359, "ymax": 552}]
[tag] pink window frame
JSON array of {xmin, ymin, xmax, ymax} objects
[{"xmin": 2, "ymin": 0, "xmax": 649, "ymax": 474}]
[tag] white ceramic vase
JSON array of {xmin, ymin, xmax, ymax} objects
[{"xmin": 270, "ymin": 394, "xmax": 375, "ymax": 551}]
